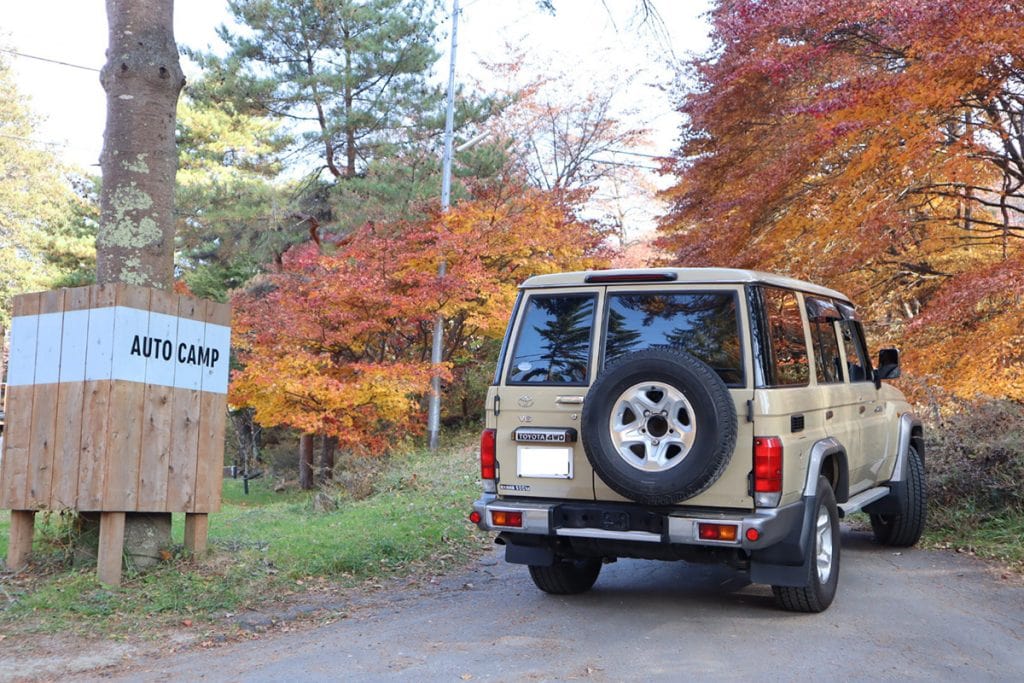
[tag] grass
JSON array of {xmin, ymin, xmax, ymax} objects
[
  {"xmin": 922, "ymin": 507, "xmax": 1024, "ymax": 570},
  {"xmin": 0, "ymin": 430, "xmax": 488, "ymax": 636}
]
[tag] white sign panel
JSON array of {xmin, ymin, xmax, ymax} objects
[
  {"xmin": 7, "ymin": 306, "xmax": 231, "ymax": 395},
  {"xmin": 58, "ymin": 310, "xmax": 89, "ymax": 383},
  {"xmin": 7, "ymin": 314, "xmax": 40, "ymax": 386}
]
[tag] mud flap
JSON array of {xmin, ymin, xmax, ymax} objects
[
  {"xmin": 505, "ymin": 542, "xmax": 555, "ymax": 567},
  {"xmin": 863, "ymin": 479, "xmax": 907, "ymax": 517},
  {"xmin": 749, "ymin": 493, "xmax": 816, "ymax": 588}
]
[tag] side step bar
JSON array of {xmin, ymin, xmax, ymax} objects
[{"xmin": 837, "ymin": 486, "xmax": 890, "ymax": 518}]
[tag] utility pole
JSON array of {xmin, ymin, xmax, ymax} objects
[{"xmin": 428, "ymin": 0, "xmax": 460, "ymax": 451}]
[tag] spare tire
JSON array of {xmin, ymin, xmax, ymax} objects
[{"xmin": 582, "ymin": 347, "xmax": 738, "ymax": 505}]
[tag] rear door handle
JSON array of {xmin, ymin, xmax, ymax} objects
[{"xmin": 556, "ymin": 396, "xmax": 584, "ymax": 405}]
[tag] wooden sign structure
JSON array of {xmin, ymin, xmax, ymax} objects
[{"xmin": 0, "ymin": 284, "xmax": 231, "ymax": 585}]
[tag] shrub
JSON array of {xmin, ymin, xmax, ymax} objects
[{"xmin": 926, "ymin": 399, "xmax": 1024, "ymax": 526}]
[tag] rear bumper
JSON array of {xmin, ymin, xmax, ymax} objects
[{"xmin": 472, "ymin": 494, "xmax": 806, "ymax": 552}]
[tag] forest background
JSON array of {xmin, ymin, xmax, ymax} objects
[{"xmin": 1, "ymin": 0, "xmax": 1021, "ymax": 534}]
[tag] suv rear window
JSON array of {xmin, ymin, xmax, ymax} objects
[
  {"xmin": 507, "ymin": 294, "xmax": 596, "ymax": 385},
  {"xmin": 604, "ymin": 292, "xmax": 743, "ymax": 385}
]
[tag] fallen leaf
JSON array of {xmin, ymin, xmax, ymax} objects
[{"xmin": 182, "ymin": 619, "xmax": 193, "ymax": 628}]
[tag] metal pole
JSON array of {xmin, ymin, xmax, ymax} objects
[{"xmin": 428, "ymin": 0, "xmax": 460, "ymax": 451}]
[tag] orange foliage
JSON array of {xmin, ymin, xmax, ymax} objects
[
  {"xmin": 658, "ymin": 0, "xmax": 1024, "ymax": 398},
  {"xmin": 230, "ymin": 180, "xmax": 611, "ymax": 453},
  {"xmin": 903, "ymin": 254, "xmax": 1024, "ymax": 400}
]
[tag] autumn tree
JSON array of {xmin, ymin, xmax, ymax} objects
[
  {"xmin": 657, "ymin": 0, "xmax": 1024, "ymax": 399},
  {"xmin": 230, "ymin": 178, "xmax": 610, "ymax": 467},
  {"xmin": 479, "ymin": 55, "xmax": 648, "ymax": 196}
]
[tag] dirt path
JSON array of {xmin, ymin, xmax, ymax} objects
[{"xmin": 16, "ymin": 526, "xmax": 1016, "ymax": 682}]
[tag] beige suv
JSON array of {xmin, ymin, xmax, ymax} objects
[{"xmin": 470, "ymin": 268, "xmax": 925, "ymax": 612}]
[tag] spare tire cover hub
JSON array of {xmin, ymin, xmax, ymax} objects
[{"xmin": 610, "ymin": 381, "xmax": 697, "ymax": 472}]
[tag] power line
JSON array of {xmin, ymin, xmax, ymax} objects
[
  {"xmin": 0, "ymin": 48, "xmax": 100, "ymax": 73},
  {"xmin": 606, "ymin": 148, "xmax": 667, "ymax": 159},
  {"xmin": 0, "ymin": 133, "xmax": 101, "ymax": 163},
  {"xmin": 590, "ymin": 157, "xmax": 661, "ymax": 171},
  {"xmin": 0, "ymin": 132, "xmax": 65, "ymax": 147}
]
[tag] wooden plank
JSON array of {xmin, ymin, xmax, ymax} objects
[
  {"xmin": 50, "ymin": 287, "xmax": 93, "ymax": 509},
  {"xmin": 101, "ymin": 285, "xmax": 151, "ymax": 510},
  {"xmin": 183, "ymin": 513, "xmax": 209, "ymax": 555},
  {"xmin": 165, "ymin": 296, "xmax": 202, "ymax": 511},
  {"xmin": 0, "ymin": 293, "xmax": 42, "ymax": 510},
  {"xmin": 26, "ymin": 290, "xmax": 66, "ymax": 509},
  {"xmin": 137, "ymin": 289, "xmax": 178, "ymax": 512},
  {"xmin": 96, "ymin": 511, "xmax": 126, "ymax": 587},
  {"xmin": 6, "ymin": 511, "xmax": 36, "ymax": 570},
  {"xmin": 78, "ymin": 285, "xmax": 117, "ymax": 511},
  {"xmin": 194, "ymin": 393, "xmax": 227, "ymax": 513},
  {"xmin": 194, "ymin": 300, "xmax": 231, "ymax": 513}
]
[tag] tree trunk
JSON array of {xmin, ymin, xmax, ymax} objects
[
  {"xmin": 299, "ymin": 433, "xmax": 315, "ymax": 490},
  {"xmin": 97, "ymin": 0, "xmax": 184, "ymax": 288},
  {"xmin": 231, "ymin": 408, "xmax": 260, "ymax": 474},
  {"xmin": 320, "ymin": 435, "xmax": 337, "ymax": 484},
  {"xmin": 89, "ymin": 0, "xmax": 185, "ymax": 585}
]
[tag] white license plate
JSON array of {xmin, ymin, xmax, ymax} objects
[{"xmin": 517, "ymin": 446, "xmax": 573, "ymax": 479}]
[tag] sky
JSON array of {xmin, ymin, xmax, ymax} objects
[{"xmin": 1, "ymin": 0, "xmax": 712, "ymax": 231}]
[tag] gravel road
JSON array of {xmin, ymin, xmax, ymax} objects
[{"xmin": 85, "ymin": 526, "xmax": 1024, "ymax": 682}]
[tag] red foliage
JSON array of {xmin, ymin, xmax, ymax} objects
[
  {"xmin": 230, "ymin": 182, "xmax": 611, "ymax": 453},
  {"xmin": 657, "ymin": 0, "xmax": 1024, "ymax": 398}
]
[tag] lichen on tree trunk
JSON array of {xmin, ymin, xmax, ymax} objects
[{"xmin": 97, "ymin": 0, "xmax": 184, "ymax": 289}]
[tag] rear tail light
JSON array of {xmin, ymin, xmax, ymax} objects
[
  {"xmin": 698, "ymin": 523, "xmax": 738, "ymax": 542},
  {"xmin": 754, "ymin": 436, "xmax": 783, "ymax": 507},
  {"xmin": 490, "ymin": 510, "xmax": 523, "ymax": 527},
  {"xmin": 480, "ymin": 428, "xmax": 497, "ymax": 493}
]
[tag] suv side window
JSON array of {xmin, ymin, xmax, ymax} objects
[
  {"xmin": 507, "ymin": 294, "xmax": 596, "ymax": 385},
  {"xmin": 840, "ymin": 320, "xmax": 872, "ymax": 383},
  {"xmin": 604, "ymin": 292, "xmax": 743, "ymax": 385},
  {"xmin": 836, "ymin": 302, "xmax": 873, "ymax": 383},
  {"xmin": 805, "ymin": 297, "xmax": 844, "ymax": 384},
  {"xmin": 763, "ymin": 287, "xmax": 810, "ymax": 386},
  {"xmin": 839, "ymin": 321, "xmax": 872, "ymax": 382}
]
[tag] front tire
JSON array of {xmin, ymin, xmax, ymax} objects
[
  {"xmin": 871, "ymin": 444, "xmax": 926, "ymax": 547},
  {"xmin": 528, "ymin": 558, "xmax": 602, "ymax": 595},
  {"xmin": 773, "ymin": 476, "xmax": 840, "ymax": 613}
]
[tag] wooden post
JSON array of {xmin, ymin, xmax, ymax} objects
[
  {"xmin": 6, "ymin": 511, "xmax": 35, "ymax": 570},
  {"xmin": 97, "ymin": 511, "xmax": 126, "ymax": 586},
  {"xmin": 183, "ymin": 513, "xmax": 209, "ymax": 555}
]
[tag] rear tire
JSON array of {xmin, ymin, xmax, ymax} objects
[
  {"xmin": 773, "ymin": 476, "xmax": 840, "ymax": 613},
  {"xmin": 871, "ymin": 444, "xmax": 926, "ymax": 547},
  {"xmin": 528, "ymin": 558, "xmax": 602, "ymax": 595}
]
